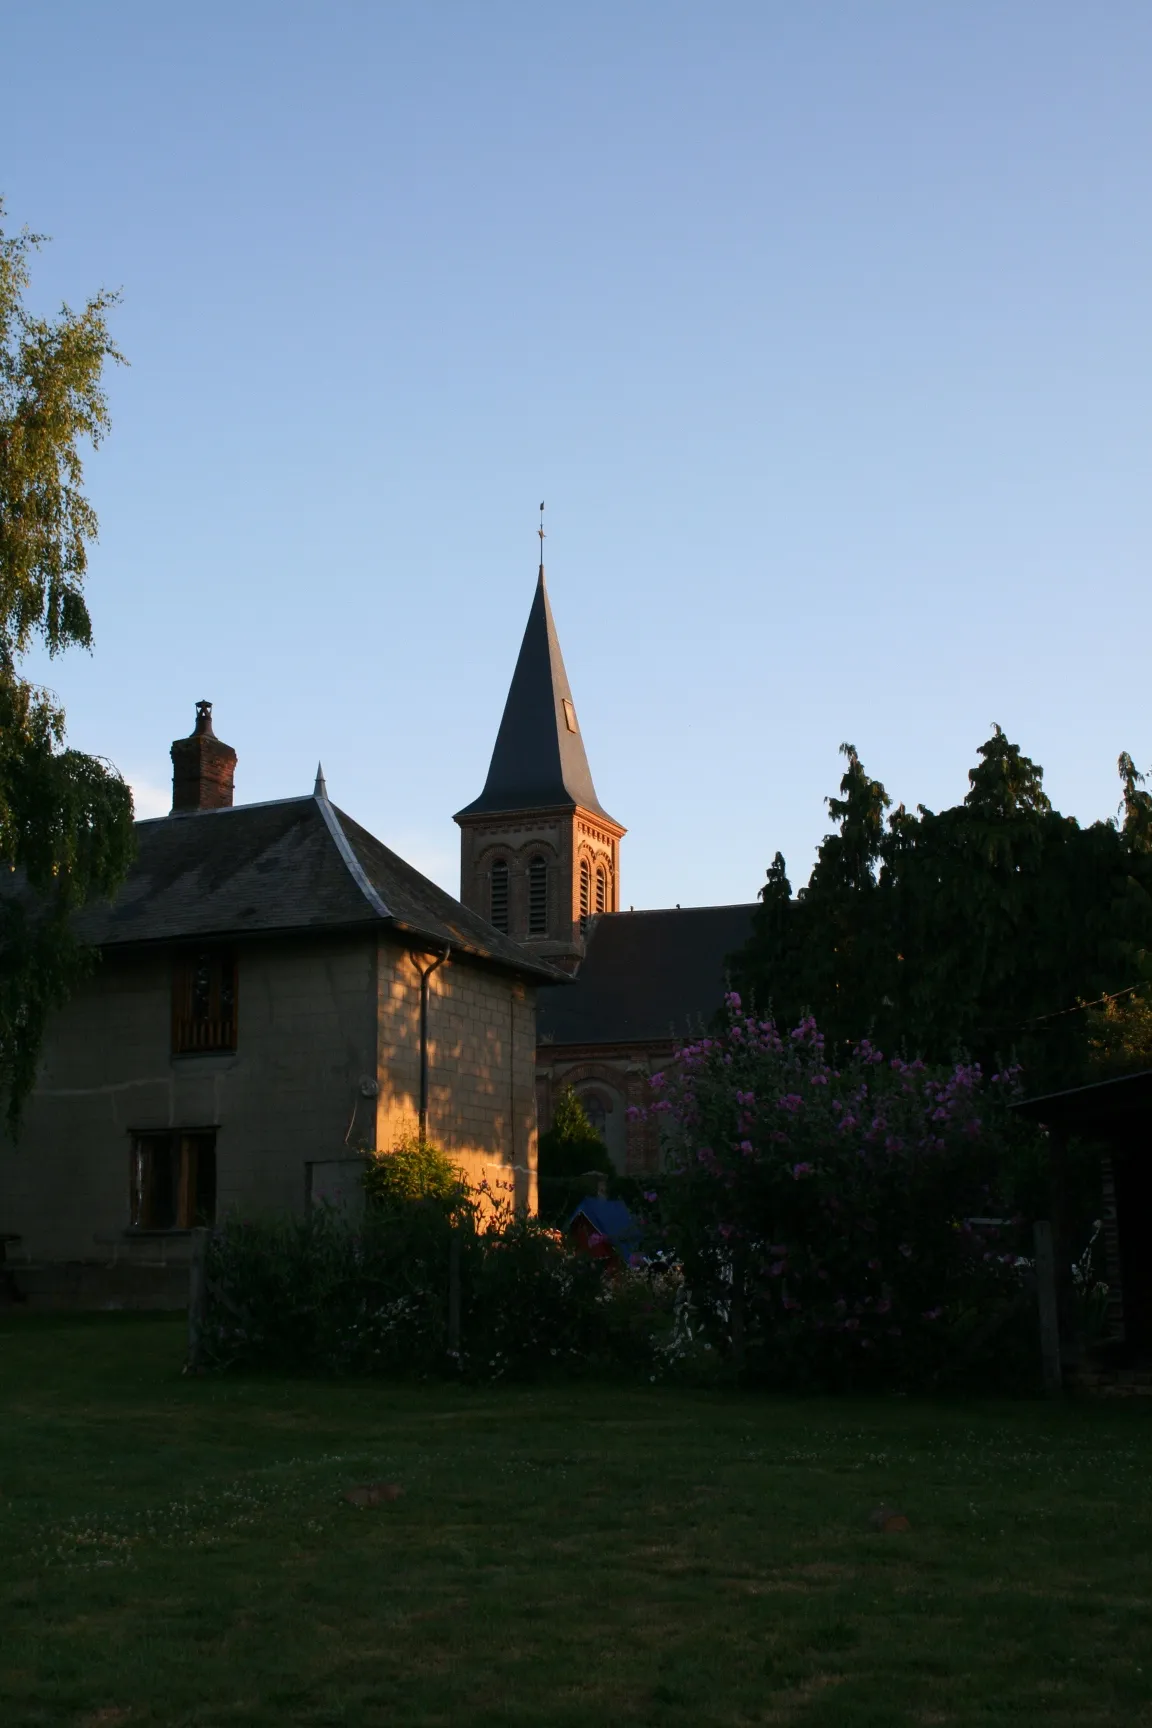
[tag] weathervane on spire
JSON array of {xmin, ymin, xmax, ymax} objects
[{"xmin": 538, "ymin": 500, "xmax": 545, "ymax": 569}]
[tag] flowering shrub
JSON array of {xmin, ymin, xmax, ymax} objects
[
  {"xmin": 197, "ymin": 1182, "xmax": 655, "ymax": 1382},
  {"xmin": 362, "ymin": 1133, "xmax": 469, "ymax": 1215},
  {"xmin": 633, "ymin": 998, "xmax": 1041, "ymax": 1389}
]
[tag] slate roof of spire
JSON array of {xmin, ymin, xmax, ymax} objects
[
  {"xmin": 455, "ymin": 569, "xmax": 619, "ymax": 824},
  {"xmin": 15, "ymin": 792, "xmax": 565, "ymax": 983}
]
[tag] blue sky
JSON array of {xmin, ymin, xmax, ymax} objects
[{"xmin": 4, "ymin": 2, "xmax": 1150, "ymax": 907}]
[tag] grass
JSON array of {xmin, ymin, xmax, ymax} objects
[{"xmin": 1, "ymin": 1318, "xmax": 1151, "ymax": 1727}]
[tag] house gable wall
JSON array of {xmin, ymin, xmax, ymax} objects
[
  {"xmin": 375, "ymin": 940, "xmax": 538, "ymax": 1213},
  {"xmin": 0, "ymin": 933, "xmax": 379, "ymax": 1283}
]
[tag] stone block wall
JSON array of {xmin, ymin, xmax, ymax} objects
[
  {"xmin": 375, "ymin": 940, "xmax": 538, "ymax": 1213},
  {"xmin": 0, "ymin": 933, "xmax": 378, "ymax": 1304}
]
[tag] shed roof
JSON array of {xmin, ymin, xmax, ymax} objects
[
  {"xmin": 55, "ymin": 792, "xmax": 564, "ymax": 981},
  {"xmin": 1012, "ymin": 1068, "xmax": 1152, "ymax": 1133},
  {"xmin": 537, "ymin": 903, "xmax": 758, "ymax": 1047},
  {"xmin": 566, "ymin": 1195, "xmax": 642, "ymax": 1254}
]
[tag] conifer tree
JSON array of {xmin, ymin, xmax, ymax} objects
[{"xmin": 733, "ymin": 728, "xmax": 1152, "ymax": 1087}]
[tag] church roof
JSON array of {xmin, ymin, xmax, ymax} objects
[
  {"xmin": 54, "ymin": 793, "xmax": 564, "ymax": 982},
  {"xmin": 537, "ymin": 903, "xmax": 758, "ymax": 1047},
  {"xmin": 455, "ymin": 569, "xmax": 619, "ymax": 824}
]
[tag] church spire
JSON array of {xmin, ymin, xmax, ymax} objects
[
  {"xmin": 455, "ymin": 527, "xmax": 625, "ymax": 963},
  {"xmin": 455, "ymin": 562, "xmax": 616, "ymax": 824}
]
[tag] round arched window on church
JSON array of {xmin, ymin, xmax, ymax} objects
[{"xmin": 581, "ymin": 1091, "xmax": 609, "ymax": 1141}]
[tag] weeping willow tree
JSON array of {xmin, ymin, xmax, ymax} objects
[{"xmin": 0, "ymin": 200, "xmax": 135, "ymax": 1129}]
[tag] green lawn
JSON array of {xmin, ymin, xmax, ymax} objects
[{"xmin": 1, "ymin": 1317, "xmax": 1151, "ymax": 1727}]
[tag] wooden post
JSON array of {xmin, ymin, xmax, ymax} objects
[
  {"xmin": 187, "ymin": 1226, "xmax": 211, "ymax": 1372},
  {"xmin": 448, "ymin": 1228, "xmax": 461, "ymax": 1358},
  {"xmin": 1033, "ymin": 1220, "xmax": 1063, "ymax": 1395},
  {"xmin": 1047, "ymin": 1128, "xmax": 1075, "ymax": 1356},
  {"xmin": 729, "ymin": 1247, "xmax": 747, "ymax": 1375}
]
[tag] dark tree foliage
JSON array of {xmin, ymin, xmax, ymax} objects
[
  {"xmin": 732, "ymin": 729, "xmax": 1152, "ymax": 1089},
  {"xmin": 0, "ymin": 202, "xmax": 134, "ymax": 1129},
  {"xmin": 536, "ymin": 1086, "xmax": 613, "ymax": 1226}
]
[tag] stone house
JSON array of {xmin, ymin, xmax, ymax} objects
[{"xmin": 0, "ymin": 702, "xmax": 559, "ymax": 1306}]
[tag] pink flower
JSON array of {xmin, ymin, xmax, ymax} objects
[
  {"xmin": 739, "ymin": 1139, "xmax": 754, "ymax": 1157},
  {"xmin": 791, "ymin": 1162, "xmax": 815, "ymax": 1179}
]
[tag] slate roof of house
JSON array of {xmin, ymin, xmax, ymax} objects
[
  {"xmin": 60, "ymin": 792, "xmax": 564, "ymax": 981},
  {"xmin": 537, "ymin": 903, "xmax": 758, "ymax": 1046},
  {"xmin": 455, "ymin": 568, "xmax": 620, "ymax": 825}
]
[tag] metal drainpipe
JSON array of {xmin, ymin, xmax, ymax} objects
[{"xmin": 413, "ymin": 946, "xmax": 451, "ymax": 1140}]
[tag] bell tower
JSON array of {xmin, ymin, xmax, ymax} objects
[{"xmin": 455, "ymin": 549, "xmax": 624, "ymax": 969}]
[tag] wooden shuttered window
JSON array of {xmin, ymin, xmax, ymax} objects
[
  {"xmin": 527, "ymin": 856, "xmax": 548, "ymax": 935},
  {"xmin": 172, "ymin": 947, "xmax": 237, "ymax": 1054},
  {"xmin": 490, "ymin": 859, "xmax": 510, "ymax": 932}
]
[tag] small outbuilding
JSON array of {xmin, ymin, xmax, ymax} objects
[
  {"xmin": 1014, "ymin": 1069, "xmax": 1152, "ymax": 1369},
  {"xmin": 566, "ymin": 1195, "xmax": 643, "ymax": 1267}
]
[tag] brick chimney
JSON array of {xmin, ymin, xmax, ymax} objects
[{"xmin": 170, "ymin": 701, "xmax": 237, "ymax": 812}]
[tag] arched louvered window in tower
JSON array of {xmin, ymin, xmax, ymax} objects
[
  {"xmin": 490, "ymin": 858, "xmax": 509, "ymax": 932},
  {"xmin": 579, "ymin": 858, "xmax": 591, "ymax": 933},
  {"xmin": 527, "ymin": 856, "xmax": 548, "ymax": 936},
  {"xmin": 595, "ymin": 864, "xmax": 608, "ymax": 915}
]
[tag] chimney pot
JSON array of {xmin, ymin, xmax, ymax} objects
[{"xmin": 171, "ymin": 701, "xmax": 237, "ymax": 812}]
